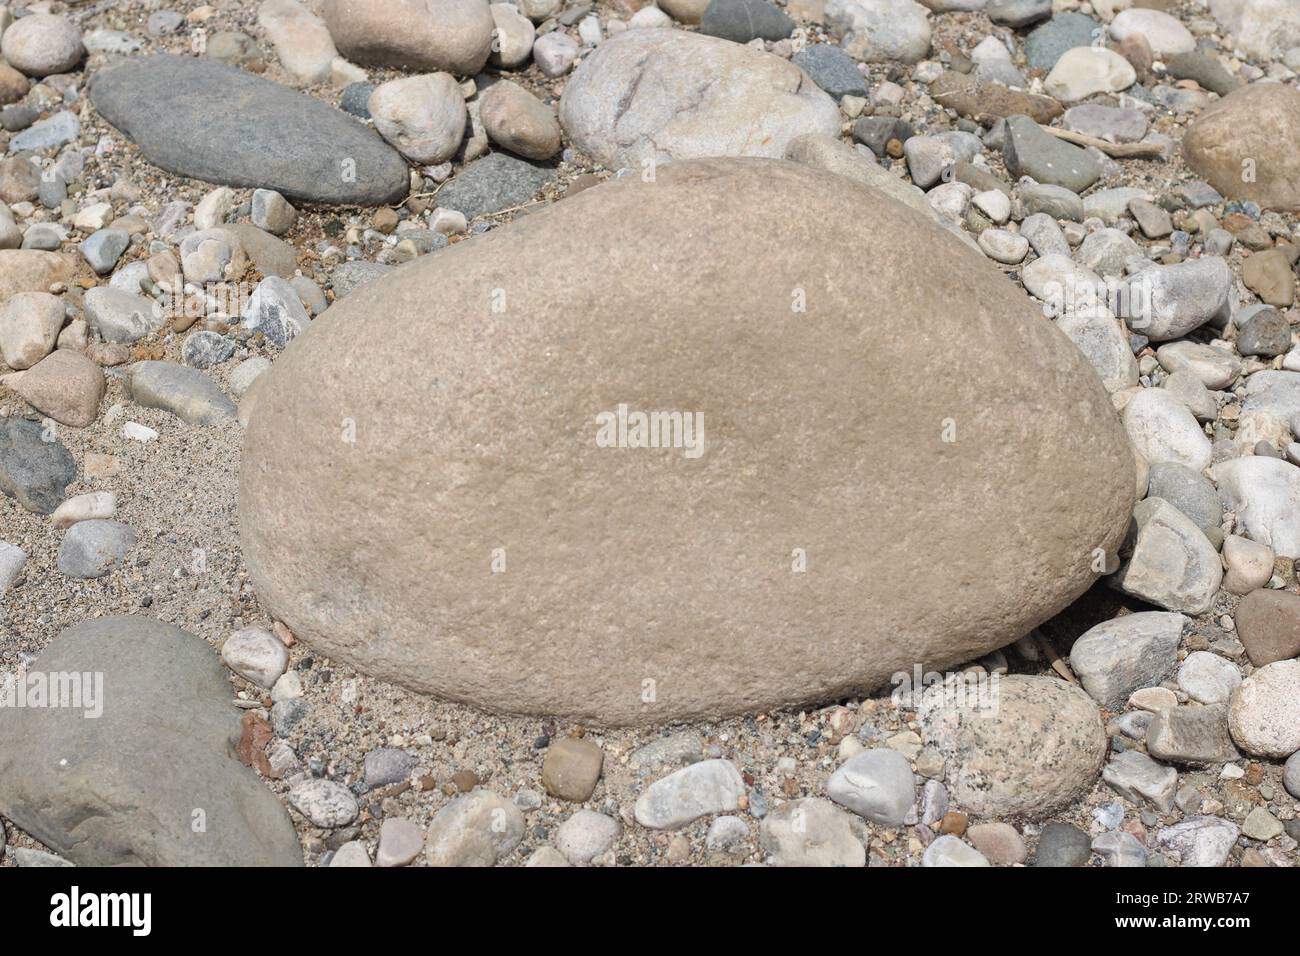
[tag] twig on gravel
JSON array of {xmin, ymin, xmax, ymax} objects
[
  {"xmin": 1032, "ymin": 630, "xmax": 1080, "ymax": 685},
  {"xmin": 1040, "ymin": 125, "xmax": 1166, "ymax": 159}
]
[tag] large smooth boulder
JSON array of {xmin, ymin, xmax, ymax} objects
[
  {"xmin": 1184, "ymin": 84, "xmax": 1300, "ymax": 213},
  {"xmin": 90, "ymin": 55, "xmax": 409, "ymax": 206},
  {"xmin": 240, "ymin": 158, "xmax": 1136, "ymax": 726},
  {"xmin": 321, "ymin": 0, "xmax": 495, "ymax": 76},
  {"xmin": 0, "ymin": 617, "xmax": 303, "ymax": 866},
  {"xmin": 558, "ymin": 29, "xmax": 840, "ymax": 169}
]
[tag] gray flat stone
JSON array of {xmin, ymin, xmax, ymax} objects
[
  {"xmin": 435, "ymin": 152, "xmax": 556, "ymax": 220},
  {"xmin": 1102, "ymin": 749, "xmax": 1178, "ymax": 812},
  {"xmin": 330, "ymin": 260, "xmax": 393, "ymax": 298},
  {"xmin": 700, "ymin": 0, "xmax": 794, "ymax": 42},
  {"xmin": 827, "ymin": 748, "xmax": 916, "ymax": 826},
  {"xmin": 57, "ymin": 519, "xmax": 136, "ymax": 579},
  {"xmin": 127, "ymin": 361, "xmax": 236, "ymax": 424},
  {"xmin": 1146, "ymin": 462, "xmax": 1222, "ymax": 533},
  {"xmin": 1020, "ymin": 182, "xmax": 1084, "ymax": 221},
  {"xmin": 0, "ymin": 616, "xmax": 304, "ymax": 866},
  {"xmin": 1034, "ymin": 821, "xmax": 1090, "ymax": 866},
  {"xmin": 90, "ymin": 55, "xmax": 409, "ymax": 206},
  {"xmin": 8, "ymin": 110, "xmax": 80, "ymax": 153},
  {"xmin": 82, "ymin": 287, "xmax": 166, "ymax": 344},
  {"xmin": 1004, "ymin": 114, "xmax": 1100, "ymax": 193},
  {"xmin": 79, "ymin": 228, "xmax": 129, "ymax": 275},
  {"xmin": 0, "ymin": 415, "xmax": 76, "ymax": 514},
  {"xmin": 1147, "ymin": 704, "xmax": 1240, "ymax": 765},
  {"xmin": 791, "ymin": 43, "xmax": 868, "ymax": 100}
]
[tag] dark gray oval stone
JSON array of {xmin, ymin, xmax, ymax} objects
[{"xmin": 90, "ymin": 55, "xmax": 409, "ymax": 206}]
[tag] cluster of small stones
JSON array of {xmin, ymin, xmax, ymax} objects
[{"xmin": 1, "ymin": 0, "xmax": 1300, "ymax": 867}]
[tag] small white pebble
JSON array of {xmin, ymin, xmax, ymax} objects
[{"xmin": 122, "ymin": 421, "xmax": 159, "ymax": 442}]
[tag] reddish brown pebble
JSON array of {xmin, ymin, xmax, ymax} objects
[
  {"xmin": 939, "ymin": 811, "xmax": 968, "ymax": 836},
  {"xmin": 235, "ymin": 711, "xmax": 273, "ymax": 777}
]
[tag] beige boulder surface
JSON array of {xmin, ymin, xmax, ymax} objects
[
  {"xmin": 0, "ymin": 250, "xmax": 82, "ymax": 303},
  {"xmin": 320, "ymin": 0, "xmax": 495, "ymax": 76},
  {"xmin": 558, "ymin": 29, "xmax": 841, "ymax": 169},
  {"xmin": 240, "ymin": 158, "xmax": 1135, "ymax": 726},
  {"xmin": 1184, "ymin": 83, "xmax": 1300, "ymax": 212}
]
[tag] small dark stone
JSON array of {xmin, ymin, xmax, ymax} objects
[
  {"xmin": 1024, "ymin": 13, "xmax": 1101, "ymax": 71},
  {"xmin": 0, "ymin": 105, "xmax": 38, "ymax": 132},
  {"xmin": 436, "ymin": 152, "xmax": 557, "ymax": 220},
  {"xmin": 1166, "ymin": 52, "xmax": 1242, "ymax": 98},
  {"xmin": 852, "ymin": 116, "xmax": 905, "ymax": 157},
  {"xmin": 791, "ymin": 44, "xmax": 869, "ymax": 100},
  {"xmin": 1236, "ymin": 307, "xmax": 1290, "ymax": 357},
  {"xmin": 272, "ymin": 698, "xmax": 308, "ymax": 737},
  {"xmin": 340, "ymin": 82, "xmax": 375, "ymax": 119},
  {"xmin": 700, "ymin": 0, "xmax": 794, "ymax": 43},
  {"xmin": 0, "ymin": 417, "xmax": 77, "ymax": 515},
  {"xmin": 363, "ymin": 748, "xmax": 415, "ymax": 787},
  {"xmin": 1034, "ymin": 822, "xmax": 1091, "ymax": 867}
]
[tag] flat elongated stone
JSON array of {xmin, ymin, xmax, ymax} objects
[
  {"xmin": 90, "ymin": 55, "xmax": 409, "ymax": 206},
  {"xmin": 240, "ymin": 158, "xmax": 1134, "ymax": 726},
  {"xmin": 1102, "ymin": 749, "xmax": 1177, "ymax": 812},
  {"xmin": 634, "ymin": 759, "xmax": 746, "ymax": 828},
  {"xmin": 1004, "ymin": 114, "xmax": 1100, "ymax": 193},
  {"xmin": 128, "ymin": 361, "xmax": 236, "ymax": 424},
  {"xmin": 0, "ymin": 616, "xmax": 303, "ymax": 865},
  {"xmin": 930, "ymin": 71, "xmax": 1063, "ymax": 125}
]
